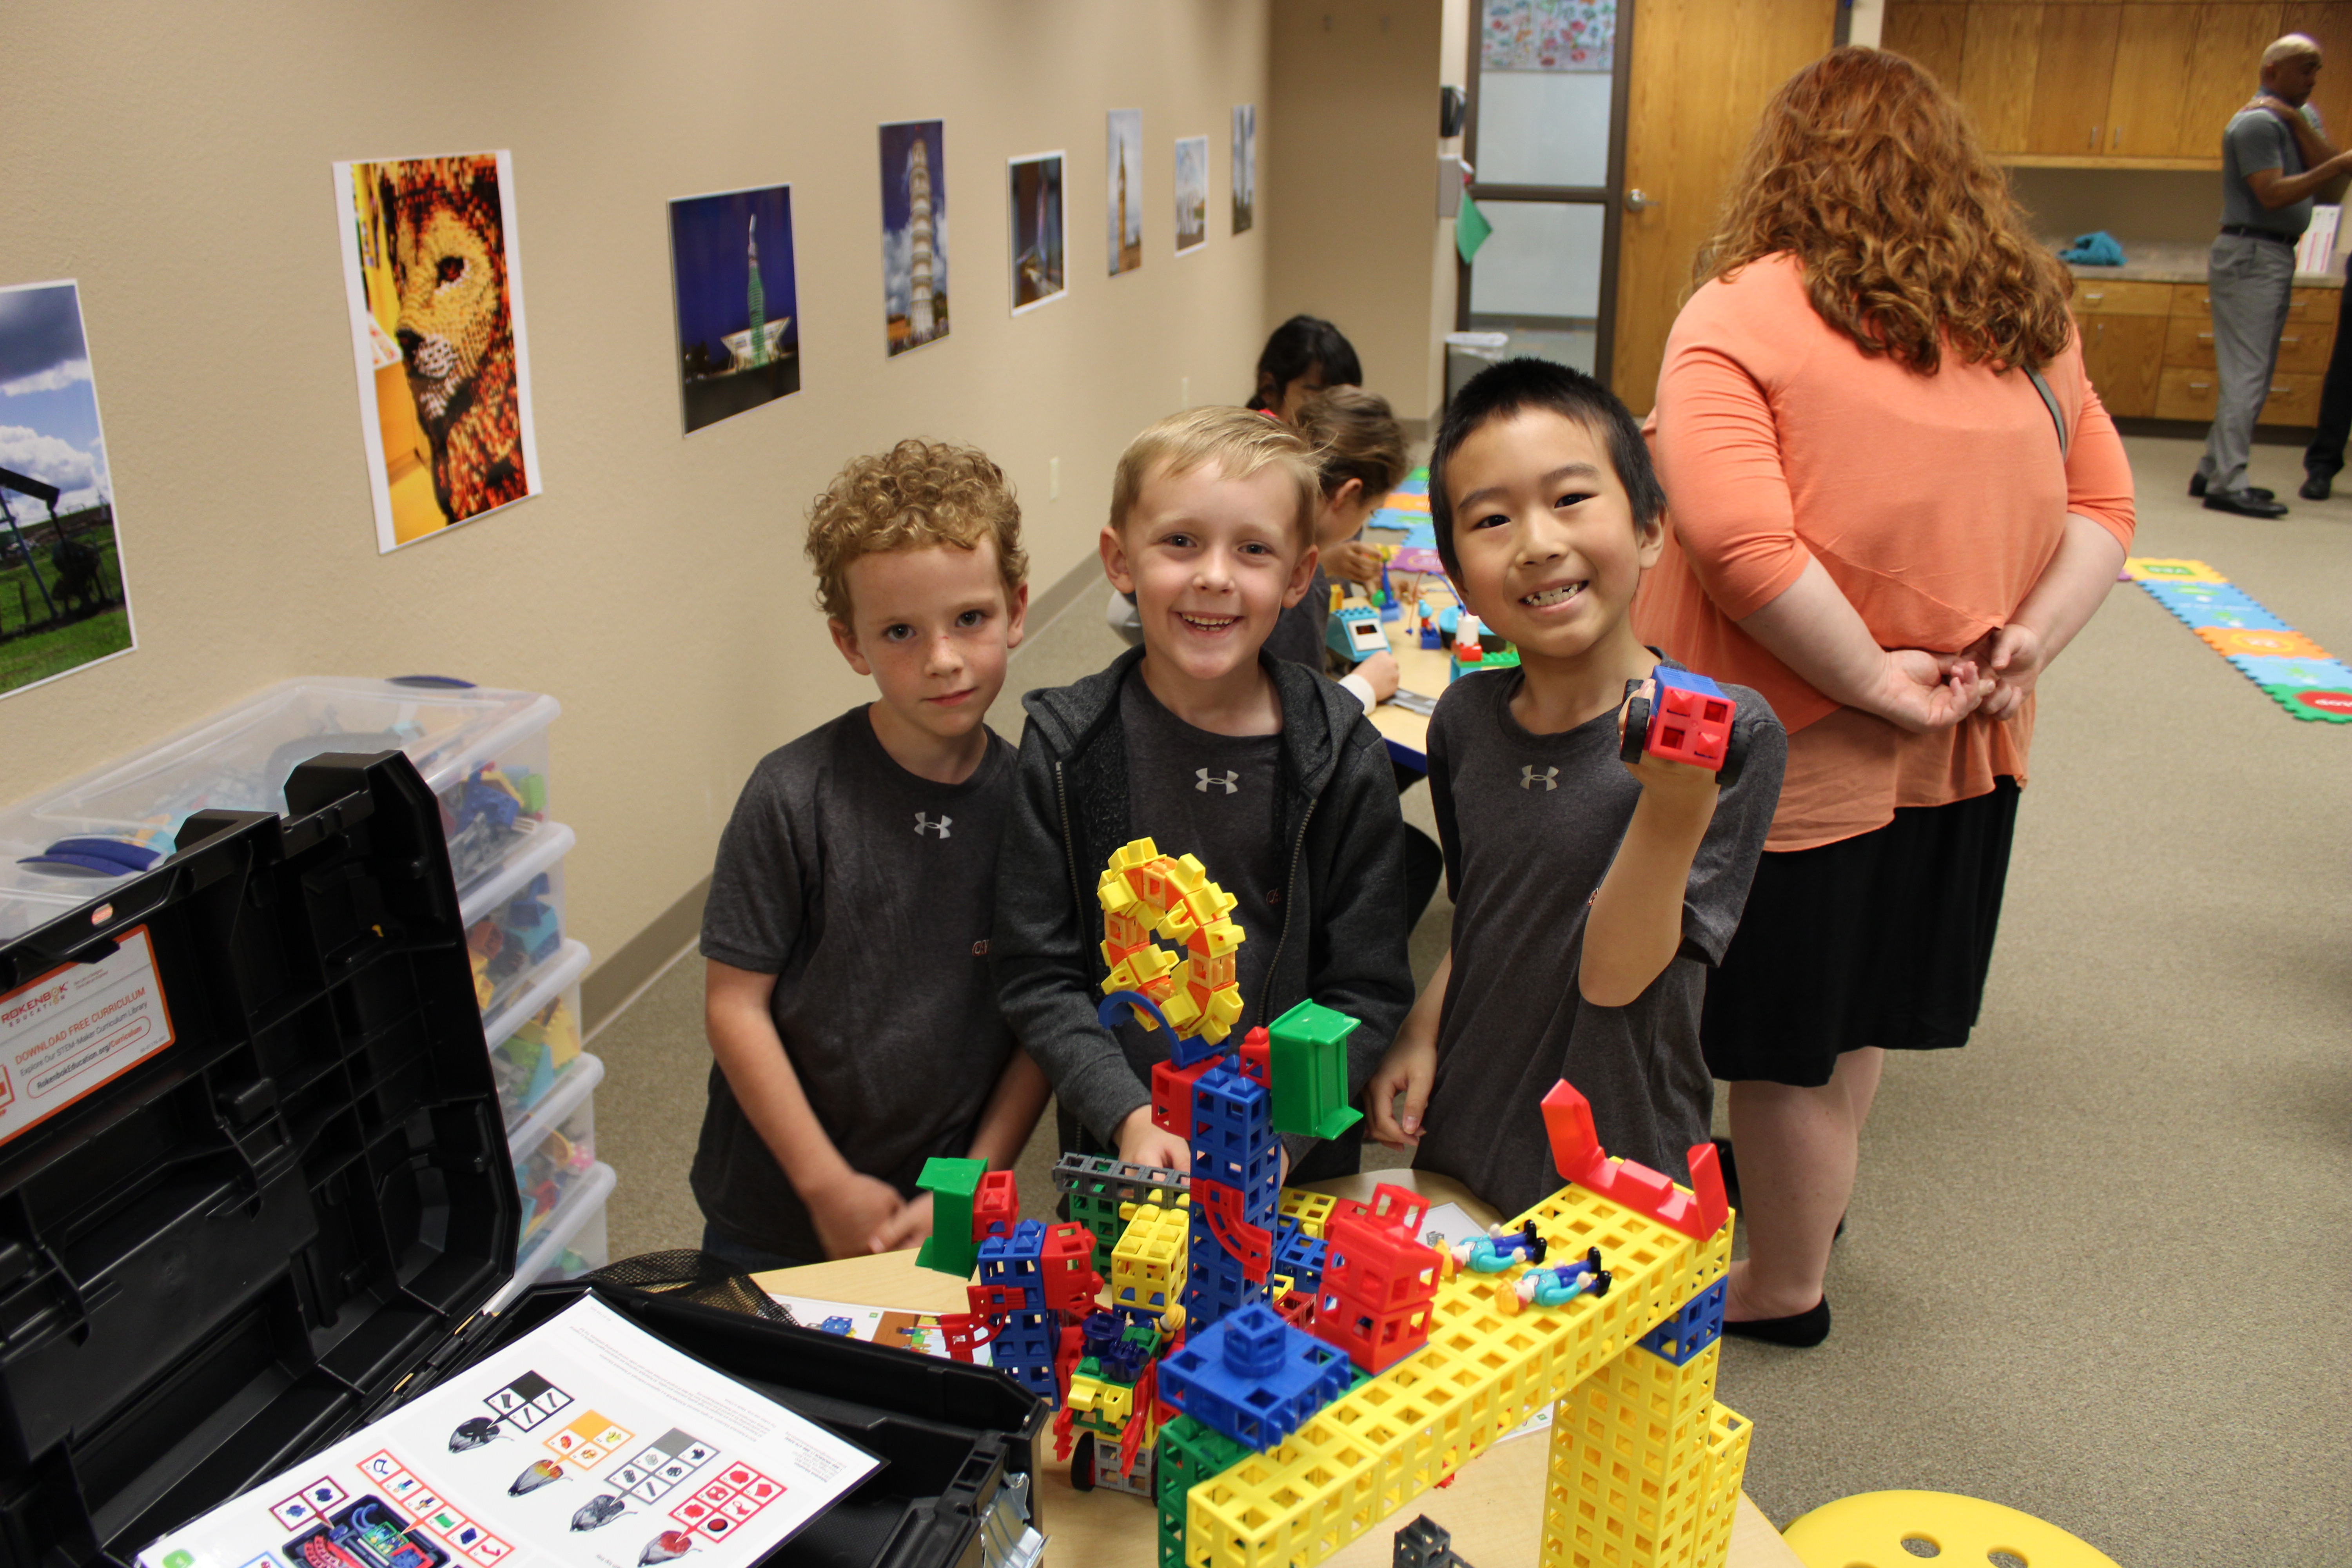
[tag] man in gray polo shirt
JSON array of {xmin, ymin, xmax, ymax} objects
[{"xmin": 2196, "ymin": 34, "xmax": 2352, "ymax": 517}]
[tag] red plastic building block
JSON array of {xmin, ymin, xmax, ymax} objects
[
  {"xmin": 1539, "ymin": 1080, "xmax": 1730, "ymax": 1241},
  {"xmin": 1041, "ymin": 1220, "xmax": 1104, "ymax": 1313},
  {"xmin": 968, "ymin": 1282, "xmax": 1026, "ymax": 1316},
  {"xmin": 972, "ymin": 1169, "xmax": 1019, "ymax": 1241},
  {"xmin": 1151, "ymin": 1057, "xmax": 1213, "ymax": 1140},
  {"xmin": 1239, "ymin": 1026, "xmax": 1271, "ymax": 1088},
  {"xmin": 1196, "ymin": 1176, "xmax": 1273, "ymax": 1283},
  {"xmin": 933, "ymin": 1312, "xmax": 999, "ymax": 1363},
  {"xmin": 1644, "ymin": 669, "xmax": 1735, "ymax": 770},
  {"xmin": 1311, "ymin": 1184, "xmax": 1443, "ymax": 1373}
]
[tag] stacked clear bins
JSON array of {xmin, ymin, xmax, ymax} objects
[{"xmin": 0, "ymin": 676, "xmax": 614, "ymax": 1290}]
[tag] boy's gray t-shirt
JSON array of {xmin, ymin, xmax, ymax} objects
[
  {"xmin": 1113, "ymin": 668, "xmax": 1285, "ymax": 1072},
  {"xmin": 692, "ymin": 707, "xmax": 1017, "ymax": 1259},
  {"xmin": 1412, "ymin": 668, "xmax": 1785, "ymax": 1223},
  {"xmin": 2221, "ymin": 104, "xmax": 2323, "ymax": 237}
]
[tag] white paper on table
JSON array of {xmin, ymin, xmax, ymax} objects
[
  {"xmin": 762, "ymin": 1292, "xmax": 993, "ymax": 1365},
  {"xmin": 138, "ymin": 1296, "xmax": 880, "ymax": 1568},
  {"xmin": 2298, "ymin": 205, "xmax": 2339, "ymax": 275}
]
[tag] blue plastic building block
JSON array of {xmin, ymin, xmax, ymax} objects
[
  {"xmin": 1638, "ymin": 1277, "xmax": 1727, "ymax": 1365},
  {"xmin": 1272, "ymin": 1218, "xmax": 1326, "ymax": 1294},
  {"xmin": 978, "ymin": 1220, "xmax": 1049, "ymax": 1312},
  {"xmin": 818, "ymin": 1315, "xmax": 855, "ymax": 1336},
  {"xmin": 1327, "ymin": 603, "xmax": 1387, "ymax": 664},
  {"xmin": 1158, "ymin": 1303, "xmax": 1354, "ymax": 1450},
  {"xmin": 1189, "ymin": 1064, "xmax": 1279, "ymax": 1202}
]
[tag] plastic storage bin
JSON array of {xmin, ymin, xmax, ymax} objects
[
  {"xmin": 495, "ymin": 1161, "xmax": 617, "ymax": 1312},
  {"xmin": 0, "ymin": 675, "xmax": 558, "ymax": 941},
  {"xmin": 458, "ymin": 819, "xmax": 573, "ymax": 1017},
  {"xmin": 484, "ymin": 936, "xmax": 591, "ymax": 1123},
  {"xmin": 508, "ymin": 1051, "xmax": 602, "ymax": 1245}
]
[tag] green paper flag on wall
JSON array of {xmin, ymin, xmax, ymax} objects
[{"xmin": 1456, "ymin": 196, "xmax": 1491, "ymax": 264}]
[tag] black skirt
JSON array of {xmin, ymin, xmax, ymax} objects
[{"xmin": 1700, "ymin": 779, "xmax": 2020, "ymax": 1087}]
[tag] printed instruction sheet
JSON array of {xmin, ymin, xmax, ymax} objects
[
  {"xmin": 140, "ymin": 1296, "xmax": 879, "ymax": 1568},
  {"xmin": 762, "ymin": 1290, "xmax": 993, "ymax": 1365}
]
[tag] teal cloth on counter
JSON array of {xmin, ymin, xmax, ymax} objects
[{"xmin": 2058, "ymin": 231, "xmax": 2127, "ymax": 266}]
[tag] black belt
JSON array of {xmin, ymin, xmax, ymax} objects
[{"xmin": 2221, "ymin": 224, "xmax": 2296, "ymax": 246}]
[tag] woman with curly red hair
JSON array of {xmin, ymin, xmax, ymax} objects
[{"xmin": 1635, "ymin": 47, "xmax": 2137, "ymax": 1345}]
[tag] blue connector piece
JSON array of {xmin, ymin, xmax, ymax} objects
[
  {"xmin": 1158, "ymin": 1303, "xmax": 1353, "ymax": 1450},
  {"xmin": 978, "ymin": 1220, "xmax": 1049, "ymax": 1312},
  {"xmin": 1637, "ymin": 1277, "xmax": 1728, "ymax": 1365}
]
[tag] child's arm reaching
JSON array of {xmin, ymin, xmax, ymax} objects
[
  {"xmin": 1579, "ymin": 681, "xmax": 1723, "ymax": 1007},
  {"xmin": 1367, "ymin": 950, "xmax": 1449, "ymax": 1148},
  {"xmin": 873, "ymin": 1048, "xmax": 1054, "ymax": 1253},
  {"xmin": 706, "ymin": 959, "xmax": 905, "ymax": 1259}
]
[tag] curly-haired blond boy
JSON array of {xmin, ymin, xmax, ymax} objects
[{"xmin": 693, "ymin": 440, "xmax": 1048, "ymax": 1268}]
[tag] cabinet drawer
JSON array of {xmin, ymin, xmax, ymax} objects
[
  {"xmin": 2157, "ymin": 365, "xmax": 2219, "ymax": 420},
  {"xmin": 2171, "ymin": 283, "xmax": 2341, "ymax": 325},
  {"xmin": 2161, "ymin": 315, "xmax": 2337, "ymax": 372},
  {"xmin": 2156, "ymin": 366, "xmax": 2324, "ymax": 424},
  {"xmin": 2069, "ymin": 279, "xmax": 2172, "ymax": 316}
]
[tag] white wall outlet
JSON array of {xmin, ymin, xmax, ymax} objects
[{"xmin": 1050, "ymin": 457, "xmax": 1062, "ymax": 500}]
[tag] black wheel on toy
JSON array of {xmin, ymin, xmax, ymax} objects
[
  {"xmin": 1071, "ymin": 1431, "xmax": 1096, "ymax": 1492},
  {"xmin": 1716, "ymin": 724, "xmax": 1748, "ymax": 791},
  {"xmin": 1619, "ymin": 693, "xmax": 1653, "ymax": 766}
]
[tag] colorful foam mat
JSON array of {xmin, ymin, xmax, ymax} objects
[{"xmin": 2123, "ymin": 558, "xmax": 2352, "ymax": 722}]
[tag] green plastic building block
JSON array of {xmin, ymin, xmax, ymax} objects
[
  {"xmin": 914, "ymin": 1156, "xmax": 986, "ymax": 1276},
  {"xmin": 1267, "ymin": 999, "xmax": 1364, "ymax": 1141},
  {"xmin": 1156, "ymin": 1414, "xmax": 1252, "ymax": 1568}
]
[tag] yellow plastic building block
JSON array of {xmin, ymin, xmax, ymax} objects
[
  {"xmin": 1690, "ymin": 1403, "xmax": 1752, "ymax": 1568},
  {"xmin": 1278, "ymin": 1189, "xmax": 1338, "ymax": 1240},
  {"xmin": 1183, "ymin": 1179, "xmax": 1734, "ymax": 1568},
  {"xmin": 1542, "ymin": 1343, "xmax": 1719, "ymax": 1567},
  {"xmin": 1097, "ymin": 837, "xmax": 1245, "ymax": 1041},
  {"xmin": 1113, "ymin": 1198, "xmax": 1192, "ymax": 1316}
]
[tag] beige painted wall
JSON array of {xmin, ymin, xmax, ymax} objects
[
  {"xmin": 1267, "ymin": 0, "xmax": 1446, "ymax": 420},
  {"xmin": 3, "ymin": 1, "xmax": 1271, "ymax": 987}
]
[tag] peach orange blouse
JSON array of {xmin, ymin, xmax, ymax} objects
[{"xmin": 1633, "ymin": 254, "xmax": 2136, "ymax": 851}]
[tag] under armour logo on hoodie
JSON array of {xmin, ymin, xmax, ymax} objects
[
  {"xmin": 1521, "ymin": 765, "xmax": 1559, "ymax": 791},
  {"xmin": 914, "ymin": 812, "xmax": 952, "ymax": 838},
  {"xmin": 1196, "ymin": 769, "xmax": 1240, "ymax": 794}
]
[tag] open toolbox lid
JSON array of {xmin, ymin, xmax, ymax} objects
[{"xmin": 0, "ymin": 751, "xmax": 518, "ymax": 1566}]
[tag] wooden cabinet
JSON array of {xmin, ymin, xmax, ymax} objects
[
  {"xmin": 1883, "ymin": 1, "xmax": 2296, "ymax": 167},
  {"xmin": 2031, "ymin": 5, "xmax": 2124, "ymax": 156},
  {"xmin": 2089, "ymin": 276, "xmax": 2341, "ymax": 421}
]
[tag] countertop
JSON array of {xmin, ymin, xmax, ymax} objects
[{"xmin": 2053, "ymin": 236, "xmax": 2344, "ymax": 287}]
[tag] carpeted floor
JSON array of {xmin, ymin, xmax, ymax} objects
[{"xmin": 588, "ymin": 433, "xmax": 2349, "ymax": 1565}]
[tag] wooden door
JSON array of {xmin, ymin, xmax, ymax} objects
[
  {"xmin": 1610, "ymin": 0, "xmax": 1835, "ymax": 414},
  {"xmin": 2079, "ymin": 315, "xmax": 2167, "ymax": 415},
  {"xmin": 2107, "ymin": 4, "xmax": 2205, "ymax": 157},
  {"xmin": 1962, "ymin": 4, "xmax": 2047, "ymax": 152},
  {"xmin": 2180, "ymin": 4, "xmax": 2285, "ymax": 162},
  {"xmin": 2028, "ymin": 5, "xmax": 2125, "ymax": 155},
  {"xmin": 2280, "ymin": 2, "xmax": 2352, "ymax": 143},
  {"xmin": 1881, "ymin": 2, "xmax": 1971, "ymax": 88}
]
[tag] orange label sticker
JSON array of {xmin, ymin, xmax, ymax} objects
[{"xmin": 0, "ymin": 925, "xmax": 176, "ymax": 1149}]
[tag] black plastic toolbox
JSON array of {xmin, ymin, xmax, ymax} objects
[{"xmin": 0, "ymin": 753, "xmax": 1041, "ymax": 1568}]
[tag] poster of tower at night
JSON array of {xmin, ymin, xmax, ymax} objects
[
  {"xmin": 668, "ymin": 183, "xmax": 800, "ymax": 434},
  {"xmin": 880, "ymin": 120, "xmax": 949, "ymax": 357}
]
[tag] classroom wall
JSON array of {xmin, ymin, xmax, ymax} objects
[
  {"xmin": 2008, "ymin": 169, "xmax": 2229, "ymax": 248},
  {"xmin": 2, "ymin": 0, "xmax": 1272, "ymax": 1008},
  {"xmin": 1267, "ymin": 1, "xmax": 1448, "ymax": 421}
]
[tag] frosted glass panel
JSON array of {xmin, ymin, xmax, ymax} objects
[
  {"xmin": 1477, "ymin": 72, "xmax": 1613, "ymax": 187},
  {"xmin": 1466, "ymin": 201, "xmax": 1605, "ymax": 321}
]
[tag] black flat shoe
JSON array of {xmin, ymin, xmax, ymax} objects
[
  {"xmin": 2189, "ymin": 474, "xmax": 2275, "ymax": 500},
  {"xmin": 1723, "ymin": 1296, "xmax": 1831, "ymax": 1347},
  {"xmin": 2302, "ymin": 472, "xmax": 2334, "ymax": 501},
  {"xmin": 2204, "ymin": 489, "xmax": 2289, "ymax": 518}
]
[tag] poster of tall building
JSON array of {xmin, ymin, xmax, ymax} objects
[
  {"xmin": 0, "ymin": 279, "xmax": 136, "ymax": 699},
  {"xmin": 668, "ymin": 183, "xmax": 800, "ymax": 434},
  {"xmin": 1107, "ymin": 110, "xmax": 1143, "ymax": 276},
  {"xmin": 1008, "ymin": 152, "xmax": 1066, "ymax": 315},
  {"xmin": 880, "ymin": 120, "xmax": 949, "ymax": 356},
  {"xmin": 1174, "ymin": 136, "xmax": 1209, "ymax": 256},
  {"xmin": 1232, "ymin": 104, "xmax": 1257, "ymax": 235}
]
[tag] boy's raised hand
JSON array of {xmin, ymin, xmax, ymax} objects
[
  {"xmin": 868, "ymin": 1190, "xmax": 935, "ymax": 1255},
  {"xmin": 803, "ymin": 1167, "xmax": 907, "ymax": 1261},
  {"xmin": 1117, "ymin": 1105, "xmax": 1192, "ymax": 1173}
]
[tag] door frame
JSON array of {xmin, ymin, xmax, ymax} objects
[{"xmin": 1456, "ymin": 0, "xmax": 1637, "ymax": 388}]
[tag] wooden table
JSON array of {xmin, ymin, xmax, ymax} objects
[
  {"xmin": 753, "ymin": 1169, "xmax": 1804, "ymax": 1568},
  {"xmin": 1358, "ymin": 538, "xmax": 1457, "ymax": 772}
]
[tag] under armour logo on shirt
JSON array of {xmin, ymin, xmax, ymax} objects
[
  {"xmin": 914, "ymin": 812, "xmax": 952, "ymax": 838},
  {"xmin": 1196, "ymin": 769, "xmax": 1240, "ymax": 794},
  {"xmin": 1521, "ymin": 765, "xmax": 1559, "ymax": 791}
]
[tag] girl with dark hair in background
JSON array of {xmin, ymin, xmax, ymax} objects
[{"xmin": 1248, "ymin": 315, "xmax": 1364, "ymax": 421}]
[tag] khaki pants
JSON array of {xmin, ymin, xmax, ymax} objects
[{"xmin": 2197, "ymin": 232, "xmax": 2297, "ymax": 495}]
